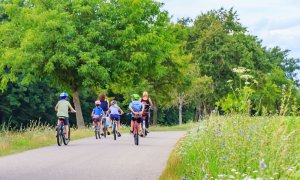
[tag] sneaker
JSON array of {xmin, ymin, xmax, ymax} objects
[
  {"xmin": 146, "ymin": 129, "xmax": 150, "ymax": 133},
  {"xmin": 107, "ymin": 131, "xmax": 110, "ymax": 135},
  {"xmin": 101, "ymin": 133, "xmax": 104, "ymax": 136},
  {"xmin": 117, "ymin": 132, "xmax": 121, "ymax": 137},
  {"xmin": 130, "ymin": 130, "xmax": 133, "ymax": 134}
]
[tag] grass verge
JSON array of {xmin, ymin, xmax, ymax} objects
[{"xmin": 160, "ymin": 115, "xmax": 300, "ymax": 179}]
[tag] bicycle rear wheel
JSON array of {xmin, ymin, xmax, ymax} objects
[
  {"xmin": 94, "ymin": 125, "xmax": 99, "ymax": 139},
  {"xmin": 103, "ymin": 124, "xmax": 107, "ymax": 138},
  {"xmin": 113, "ymin": 122, "xmax": 116, "ymax": 140},
  {"xmin": 63, "ymin": 126, "xmax": 70, "ymax": 145},
  {"xmin": 135, "ymin": 123, "xmax": 139, "ymax": 145},
  {"xmin": 56, "ymin": 125, "xmax": 63, "ymax": 146}
]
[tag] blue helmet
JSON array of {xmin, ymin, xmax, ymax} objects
[
  {"xmin": 111, "ymin": 100, "xmax": 117, "ymax": 105},
  {"xmin": 60, "ymin": 92, "xmax": 68, "ymax": 99}
]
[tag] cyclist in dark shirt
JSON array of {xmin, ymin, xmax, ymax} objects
[{"xmin": 139, "ymin": 91, "xmax": 153, "ymax": 133}]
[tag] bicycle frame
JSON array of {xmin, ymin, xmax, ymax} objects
[{"xmin": 133, "ymin": 119, "xmax": 139, "ymax": 145}]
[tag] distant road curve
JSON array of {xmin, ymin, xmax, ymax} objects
[{"xmin": 0, "ymin": 131, "xmax": 184, "ymax": 180}]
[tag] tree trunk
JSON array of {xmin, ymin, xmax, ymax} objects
[
  {"xmin": 72, "ymin": 91, "xmax": 85, "ymax": 128},
  {"xmin": 198, "ymin": 104, "xmax": 202, "ymax": 121},
  {"xmin": 153, "ymin": 102, "xmax": 158, "ymax": 125},
  {"xmin": 179, "ymin": 101, "xmax": 183, "ymax": 125}
]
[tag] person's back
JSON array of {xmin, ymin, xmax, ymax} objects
[
  {"xmin": 130, "ymin": 100, "xmax": 143, "ymax": 114},
  {"xmin": 56, "ymin": 99, "xmax": 72, "ymax": 117}
]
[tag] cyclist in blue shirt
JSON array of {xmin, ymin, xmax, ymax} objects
[
  {"xmin": 91, "ymin": 100, "xmax": 104, "ymax": 129},
  {"xmin": 129, "ymin": 94, "xmax": 144, "ymax": 136}
]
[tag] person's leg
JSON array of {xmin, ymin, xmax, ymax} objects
[{"xmin": 64, "ymin": 118, "xmax": 69, "ymax": 139}]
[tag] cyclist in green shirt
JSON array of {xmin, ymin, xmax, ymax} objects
[{"xmin": 55, "ymin": 92, "xmax": 76, "ymax": 140}]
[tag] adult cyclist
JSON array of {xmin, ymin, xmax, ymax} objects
[
  {"xmin": 129, "ymin": 94, "xmax": 144, "ymax": 136},
  {"xmin": 55, "ymin": 92, "xmax": 76, "ymax": 140},
  {"xmin": 139, "ymin": 91, "xmax": 153, "ymax": 133}
]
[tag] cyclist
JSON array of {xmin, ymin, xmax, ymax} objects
[
  {"xmin": 99, "ymin": 92, "xmax": 110, "ymax": 135},
  {"xmin": 107, "ymin": 100, "xmax": 124, "ymax": 137},
  {"xmin": 91, "ymin": 100, "xmax": 104, "ymax": 130},
  {"xmin": 129, "ymin": 94, "xmax": 144, "ymax": 136},
  {"xmin": 55, "ymin": 92, "xmax": 76, "ymax": 140},
  {"xmin": 139, "ymin": 91, "xmax": 153, "ymax": 133}
]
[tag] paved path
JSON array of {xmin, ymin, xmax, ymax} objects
[{"xmin": 0, "ymin": 131, "xmax": 184, "ymax": 180}]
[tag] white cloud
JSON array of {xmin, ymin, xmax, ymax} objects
[{"xmin": 160, "ymin": 0, "xmax": 300, "ymax": 58}]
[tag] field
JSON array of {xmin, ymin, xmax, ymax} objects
[{"xmin": 160, "ymin": 115, "xmax": 300, "ymax": 179}]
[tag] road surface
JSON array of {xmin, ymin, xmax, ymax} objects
[{"xmin": 0, "ymin": 131, "xmax": 184, "ymax": 180}]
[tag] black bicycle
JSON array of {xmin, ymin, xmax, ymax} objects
[{"xmin": 56, "ymin": 116, "xmax": 70, "ymax": 146}]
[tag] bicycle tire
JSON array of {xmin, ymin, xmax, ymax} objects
[
  {"xmin": 63, "ymin": 126, "xmax": 70, "ymax": 145},
  {"xmin": 135, "ymin": 123, "xmax": 139, "ymax": 145},
  {"xmin": 103, "ymin": 124, "xmax": 107, "ymax": 138},
  {"xmin": 142, "ymin": 120, "xmax": 146, "ymax": 138},
  {"xmin": 94, "ymin": 125, "xmax": 98, "ymax": 139},
  {"xmin": 97, "ymin": 124, "xmax": 101, "ymax": 139},
  {"xmin": 56, "ymin": 125, "xmax": 62, "ymax": 146},
  {"xmin": 113, "ymin": 122, "xmax": 116, "ymax": 140}
]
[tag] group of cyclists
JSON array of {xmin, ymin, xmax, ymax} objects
[{"xmin": 54, "ymin": 91, "xmax": 153, "ymax": 140}]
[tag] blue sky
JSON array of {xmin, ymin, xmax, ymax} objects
[{"xmin": 160, "ymin": 0, "xmax": 300, "ymax": 59}]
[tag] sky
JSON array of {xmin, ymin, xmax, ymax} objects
[{"xmin": 160, "ymin": 0, "xmax": 300, "ymax": 59}]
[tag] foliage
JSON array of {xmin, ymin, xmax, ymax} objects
[{"xmin": 161, "ymin": 115, "xmax": 300, "ymax": 179}]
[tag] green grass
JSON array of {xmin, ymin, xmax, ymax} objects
[
  {"xmin": 160, "ymin": 115, "xmax": 300, "ymax": 179},
  {"xmin": 0, "ymin": 121, "xmax": 191, "ymax": 157}
]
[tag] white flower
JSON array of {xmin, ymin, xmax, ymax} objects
[
  {"xmin": 259, "ymin": 159, "xmax": 267, "ymax": 169},
  {"xmin": 231, "ymin": 168, "xmax": 237, "ymax": 172}
]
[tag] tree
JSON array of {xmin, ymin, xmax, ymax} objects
[{"xmin": 0, "ymin": 0, "xmax": 175, "ymax": 127}]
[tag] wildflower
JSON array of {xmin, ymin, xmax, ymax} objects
[
  {"xmin": 259, "ymin": 159, "xmax": 267, "ymax": 169},
  {"xmin": 204, "ymin": 174, "xmax": 208, "ymax": 179},
  {"xmin": 241, "ymin": 173, "xmax": 247, "ymax": 177},
  {"xmin": 228, "ymin": 175, "xmax": 235, "ymax": 179},
  {"xmin": 231, "ymin": 168, "xmax": 237, "ymax": 172},
  {"xmin": 182, "ymin": 176, "xmax": 188, "ymax": 180},
  {"xmin": 221, "ymin": 142, "xmax": 225, "ymax": 147},
  {"xmin": 252, "ymin": 170, "xmax": 258, "ymax": 173},
  {"xmin": 235, "ymin": 171, "xmax": 240, "ymax": 175},
  {"xmin": 287, "ymin": 167, "xmax": 294, "ymax": 172},
  {"xmin": 218, "ymin": 174, "xmax": 225, "ymax": 178},
  {"xmin": 221, "ymin": 156, "xmax": 228, "ymax": 161},
  {"xmin": 193, "ymin": 138, "xmax": 199, "ymax": 142},
  {"xmin": 243, "ymin": 177, "xmax": 254, "ymax": 180},
  {"xmin": 201, "ymin": 164, "xmax": 205, "ymax": 172},
  {"xmin": 239, "ymin": 130, "xmax": 243, "ymax": 134}
]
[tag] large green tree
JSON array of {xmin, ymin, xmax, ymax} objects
[{"xmin": 0, "ymin": 0, "xmax": 175, "ymax": 127}]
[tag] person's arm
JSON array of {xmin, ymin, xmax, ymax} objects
[
  {"xmin": 119, "ymin": 107, "xmax": 124, "ymax": 115},
  {"xmin": 140, "ymin": 104, "xmax": 145, "ymax": 115},
  {"xmin": 149, "ymin": 98, "xmax": 153, "ymax": 107},
  {"xmin": 68, "ymin": 102, "xmax": 76, "ymax": 112},
  {"xmin": 107, "ymin": 108, "xmax": 111, "ymax": 115},
  {"xmin": 91, "ymin": 109, "xmax": 94, "ymax": 117},
  {"xmin": 55, "ymin": 104, "xmax": 58, "ymax": 112},
  {"xmin": 129, "ymin": 105, "xmax": 138, "ymax": 115}
]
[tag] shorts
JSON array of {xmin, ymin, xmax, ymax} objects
[
  {"xmin": 93, "ymin": 118, "xmax": 100, "ymax": 122},
  {"xmin": 58, "ymin": 116, "xmax": 69, "ymax": 125},
  {"xmin": 110, "ymin": 114, "xmax": 120, "ymax": 121},
  {"xmin": 131, "ymin": 116, "xmax": 142, "ymax": 123}
]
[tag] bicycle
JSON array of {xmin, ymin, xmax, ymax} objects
[
  {"xmin": 93, "ymin": 120, "xmax": 101, "ymax": 139},
  {"xmin": 56, "ymin": 116, "xmax": 70, "ymax": 146},
  {"xmin": 132, "ymin": 116, "xmax": 140, "ymax": 145},
  {"xmin": 101, "ymin": 116, "xmax": 109, "ymax": 138},
  {"xmin": 111, "ymin": 117, "xmax": 118, "ymax": 140},
  {"xmin": 141, "ymin": 105, "xmax": 151, "ymax": 137}
]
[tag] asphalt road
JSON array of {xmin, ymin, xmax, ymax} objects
[{"xmin": 0, "ymin": 131, "xmax": 184, "ymax": 180}]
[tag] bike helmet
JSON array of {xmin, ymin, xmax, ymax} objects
[
  {"xmin": 111, "ymin": 100, "xmax": 117, "ymax": 105},
  {"xmin": 60, "ymin": 92, "xmax": 68, "ymax": 99},
  {"xmin": 131, "ymin": 94, "xmax": 140, "ymax": 100},
  {"xmin": 95, "ymin": 100, "xmax": 101, "ymax": 105}
]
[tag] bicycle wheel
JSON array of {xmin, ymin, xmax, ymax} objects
[
  {"xmin": 97, "ymin": 124, "xmax": 101, "ymax": 139},
  {"xmin": 142, "ymin": 120, "xmax": 146, "ymax": 137},
  {"xmin": 94, "ymin": 125, "xmax": 98, "ymax": 139},
  {"xmin": 113, "ymin": 122, "xmax": 116, "ymax": 140},
  {"xmin": 63, "ymin": 126, "xmax": 70, "ymax": 145},
  {"xmin": 56, "ymin": 125, "xmax": 63, "ymax": 146},
  {"xmin": 103, "ymin": 124, "xmax": 107, "ymax": 138},
  {"xmin": 135, "ymin": 123, "xmax": 139, "ymax": 145}
]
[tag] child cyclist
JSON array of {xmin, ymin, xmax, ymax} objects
[
  {"xmin": 91, "ymin": 100, "xmax": 104, "ymax": 130},
  {"xmin": 107, "ymin": 100, "xmax": 124, "ymax": 137},
  {"xmin": 129, "ymin": 94, "xmax": 144, "ymax": 136},
  {"xmin": 55, "ymin": 92, "xmax": 76, "ymax": 140}
]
